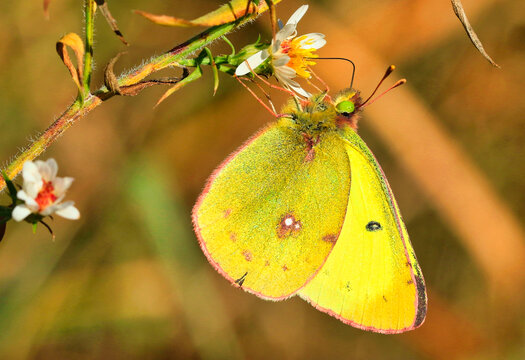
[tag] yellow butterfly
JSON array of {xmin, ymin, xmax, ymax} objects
[{"xmin": 193, "ymin": 77, "xmax": 427, "ymax": 333}]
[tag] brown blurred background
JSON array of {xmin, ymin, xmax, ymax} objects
[{"xmin": 1, "ymin": 0, "xmax": 524, "ymax": 359}]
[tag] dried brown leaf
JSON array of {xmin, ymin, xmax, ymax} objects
[
  {"xmin": 56, "ymin": 33, "xmax": 85, "ymax": 92},
  {"xmin": 451, "ymin": 0, "xmax": 500, "ymax": 68},
  {"xmin": 104, "ymin": 51, "xmax": 126, "ymax": 95},
  {"xmin": 135, "ymin": 0, "xmax": 282, "ymax": 27},
  {"xmin": 119, "ymin": 78, "xmax": 183, "ymax": 97},
  {"xmin": 95, "ymin": 0, "xmax": 129, "ymax": 45}
]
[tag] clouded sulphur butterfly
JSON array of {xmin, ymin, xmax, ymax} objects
[{"xmin": 192, "ymin": 88, "xmax": 427, "ymax": 333}]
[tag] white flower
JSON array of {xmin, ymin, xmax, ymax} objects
[
  {"xmin": 235, "ymin": 5, "xmax": 326, "ymax": 97},
  {"xmin": 12, "ymin": 159, "xmax": 80, "ymax": 222}
]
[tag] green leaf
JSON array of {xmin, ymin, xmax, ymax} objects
[
  {"xmin": 155, "ymin": 67, "xmax": 203, "ymax": 106},
  {"xmin": 2, "ymin": 171, "xmax": 18, "ymax": 203},
  {"xmin": 204, "ymin": 48, "xmax": 220, "ymax": 95}
]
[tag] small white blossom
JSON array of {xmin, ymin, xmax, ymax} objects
[
  {"xmin": 12, "ymin": 159, "xmax": 80, "ymax": 222},
  {"xmin": 235, "ymin": 5, "xmax": 326, "ymax": 97}
]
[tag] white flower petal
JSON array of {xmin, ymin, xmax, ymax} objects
[
  {"xmin": 55, "ymin": 203, "xmax": 80, "ymax": 220},
  {"xmin": 46, "ymin": 158, "xmax": 58, "ymax": 180},
  {"xmin": 272, "ymin": 39, "xmax": 282, "ymax": 53},
  {"xmin": 299, "ymin": 33, "xmax": 326, "ymax": 49},
  {"xmin": 22, "ymin": 161, "xmax": 42, "ymax": 185},
  {"xmin": 40, "ymin": 204, "xmax": 60, "ymax": 216},
  {"xmin": 273, "ymin": 54, "xmax": 290, "ymax": 67},
  {"xmin": 275, "ymin": 64, "xmax": 296, "ymax": 79},
  {"xmin": 24, "ymin": 179, "xmax": 43, "ymax": 199},
  {"xmin": 53, "ymin": 177, "xmax": 74, "ymax": 197},
  {"xmin": 12, "ymin": 205, "xmax": 32, "ymax": 222},
  {"xmin": 42, "ymin": 200, "xmax": 72, "ymax": 216},
  {"xmin": 235, "ymin": 50, "xmax": 270, "ymax": 76},
  {"xmin": 286, "ymin": 5, "xmax": 308, "ymax": 26},
  {"xmin": 288, "ymin": 83, "xmax": 311, "ymax": 98},
  {"xmin": 35, "ymin": 160, "xmax": 53, "ymax": 182},
  {"xmin": 17, "ymin": 190, "xmax": 39, "ymax": 210},
  {"xmin": 276, "ymin": 24, "xmax": 296, "ymax": 42}
]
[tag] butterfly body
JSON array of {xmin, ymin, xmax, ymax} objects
[{"xmin": 193, "ymin": 89, "xmax": 427, "ymax": 333}]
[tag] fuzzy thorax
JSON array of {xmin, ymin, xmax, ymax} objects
[{"xmin": 279, "ymin": 89, "xmax": 363, "ymax": 134}]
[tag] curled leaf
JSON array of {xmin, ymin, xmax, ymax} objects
[
  {"xmin": 95, "ymin": 0, "xmax": 129, "ymax": 45},
  {"xmin": 118, "ymin": 78, "xmax": 185, "ymax": 97},
  {"xmin": 135, "ymin": 0, "xmax": 281, "ymax": 27},
  {"xmin": 156, "ymin": 67, "xmax": 201, "ymax": 106},
  {"xmin": 56, "ymin": 33, "xmax": 85, "ymax": 93},
  {"xmin": 451, "ymin": 0, "xmax": 500, "ymax": 68},
  {"xmin": 104, "ymin": 51, "xmax": 127, "ymax": 95}
]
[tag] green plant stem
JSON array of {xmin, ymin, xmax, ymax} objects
[
  {"xmin": 0, "ymin": 11, "xmax": 266, "ymax": 192},
  {"xmin": 82, "ymin": 0, "xmax": 96, "ymax": 100}
]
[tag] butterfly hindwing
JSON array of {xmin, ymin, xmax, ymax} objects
[
  {"xmin": 299, "ymin": 126, "xmax": 427, "ymax": 333},
  {"xmin": 193, "ymin": 123, "xmax": 351, "ymax": 300}
]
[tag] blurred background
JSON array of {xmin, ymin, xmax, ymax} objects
[{"xmin": 0, "ymin": 0, "xmax": 524, "ymax": 358}]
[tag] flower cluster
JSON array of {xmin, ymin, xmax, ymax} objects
[
  {"xmin": 235, "ymin": 5, "xmax": 326, "ymax": 97},
  {"xmin": 12, "ymin": 159, "xmax": 80, "ymax": 222}
]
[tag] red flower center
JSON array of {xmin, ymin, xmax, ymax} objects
[
  {"xmin": 35, "ymin": 181, "xmax": 57, "ymax": 210},
  {"xmin": 280, "ymin": 40, "xmax": 291, "ymax": 54}
]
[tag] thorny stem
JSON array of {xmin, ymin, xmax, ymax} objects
[{"xmin": 0, "ymin": 9, "xmax": 267, "ymax": 192}]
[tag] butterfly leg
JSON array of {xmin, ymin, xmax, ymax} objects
[{"xmin": 235, "ymin": 75, "xmax": 278, "ymax": 117}]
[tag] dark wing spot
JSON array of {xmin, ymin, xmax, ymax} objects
[
  {"xmin": 383, "ymin": 295, "xmax": 388, "ymax": 302},
  {"xmin": 229, "ymin": 233, "xmax": 237, "ymax": 242},
  {"xmin": 345, "ymin": 282, "xmax": 352, "ymax": 292},
  {"xmin": 282, "ymin": 265, "xmax": 289, "ymax": 271},
  {"xmin": 242, "ymin": 250, "xmax": 253, "ymax": 261},
  {"xmin": 235, "ymin": 272, "xmax": 248, "ymax": 287},
  {"xmin": 264, "ymin": 260, "xmax": 270, "ymax": 266},
  {"xmin": 223, "ymin": 209, "xmax": 232, "ymax": 218},
  {"xmin": 277, "ymin": 213, "xmax": 302, "ymax": 238},
  {"xmin": 322, "ymin": 234, "xmax": 338, "ymax": 244},
  {"xmin": 366, "ymin": 221, "xmax": 383, "ymax": 232},
  {"xmin": 407, "ymin": 279, "xmax": 414, "ymax": 285}
]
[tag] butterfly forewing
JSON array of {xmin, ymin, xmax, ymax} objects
[{"xmin": 193, "ymin": 123, "xmax": 351, "ymax": 300}]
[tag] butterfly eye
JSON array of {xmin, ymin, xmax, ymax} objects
[{"xmin": 336, "ymin": 100, "xmax": 355, "ymax": 116}]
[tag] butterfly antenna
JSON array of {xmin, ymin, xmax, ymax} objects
[
  {"xmin": 308, "ymin": 57, "xmax": 356, "ymax": 89},
  {"xmin": 361, "ymin": 65, "xmax": 396, "ymax": 106},
  {"xmin": 360, "ymin": 79, "xmax": 407, "ymax": 108}
]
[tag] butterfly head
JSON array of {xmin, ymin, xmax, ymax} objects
[{"xmin": 333, "ymin": 89, "xmax": 363, "ymax": 130}]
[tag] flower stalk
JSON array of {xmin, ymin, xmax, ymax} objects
[{"xmin": 82, "ymin": 0, "xmax": 96, "ymax": 100}]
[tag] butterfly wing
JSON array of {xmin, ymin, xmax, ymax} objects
[
  {"xmin": 193, "ymin": 123, "xmax": 351, "ymax": 300},
  {"xmin": 298, "ymin": 126, "xmax": 427, "ymax": 333}
]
